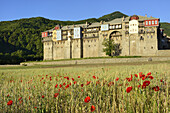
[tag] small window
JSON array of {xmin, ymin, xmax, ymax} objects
[
  {"xmin": 149, "ymin": 21, "xmax": 151, "ymax": 25},
  {"xmin": 88, "ymin": 40, "xmax": 89, "ymax": 43},
  {"xmin": 94, "ymin": 39, "xmax": 96, "ymax": 42},
  {"xmin": 146, "ymin": 21, "xmax": 148, "ymax": 25},
  {"xmin": 55, "ymin": 42, "xmax": 56, "ymax": 45},
  {"xmin": 151, "ymin": 46, "xmax": 153, "ymax": 49},
  {"xmin": 151, "ymin": 35, "xmax": 153, "ymax": 38},
  {"xmin": 152, "ymin": 21, "xmax": 154, "ymax": 25},
  {"xmin": 155, "ymin": 20, "xmax": 158, "ymax": 24},
  {"xmin": 144, "ymin": 47, "xmax": 146, "ymax": 49},
  {"xmin": 89, "ymin": 45, "xmax": 90, "ymax": 47}
]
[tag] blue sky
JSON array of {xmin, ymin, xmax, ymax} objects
[{"xmin": 0, "ymin": 0, "xmax": 169, "ymax": 22}]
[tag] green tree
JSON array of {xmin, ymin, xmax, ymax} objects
[{"xmin": 102, "ymin": 38, "xmax": 121, "ymax": 56}]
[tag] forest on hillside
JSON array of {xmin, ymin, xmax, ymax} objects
[{"xmin": 0, "ymin": 11, "xmax": 169, "ymax": 64}]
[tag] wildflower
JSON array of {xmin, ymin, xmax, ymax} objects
[
  {"xmin": 34, "ymin": 107, "xmax": 37, "ymax": 108},
  {"xmin": 29, "ymin": 96, "xmax": 31, "ymax": 100},
  {"xmin": 55, "ymin": 84, "xmax": 58, "ymax": 88},
  {"xmin": 147, "ymin": 72, "xmax": 151, "ymax": 76},
  {"xmin": 116, "ymin": 77, "xmax": 119, "ymax": 81},
  {"xmin": 58, "ymin": 89, "xmax": 60, "ymax": 92},
  {"xmin": 7, "ymin": 94, "xmax": 9, "ymax": 97},
  {"xmin": 143, "ymin": 81, "xmax": 150, "ymax": 86},
  {"xmin": 149, "ymin": 76, "xmax": 154, "ymax": 79},
  {"xmin": 18, "ymin": 97, "xmax": 22, "ymax": 101},
  {"xmin": 91, "ymin": 105, "xmax": 95, "ymax": 112},
  {"xmin": 160, "ymin": 79, "xmax": 163, "ymax": 82},
  {"xmin": 152, "ymin": 86, "xmax": 159, "ymax": 91},
  {"xmin": 74, "ymin": 81, "xmax": 77, "ymax": 84},
  {"xmin": 93, "ymin": 76, "xmax": 96, "ymax": 79},
  {"xmin": 135, "ymin": 74, "xmax": 138, "ymax": 77},
  {"xmin": 54, "ymin": 93, "xmax": 59, "ymax": 98},
  {"xmin": 43, "ymin": 82, "xmax": 45, "ymax": 84},
  {"xmin": 142, "ymin": 77, "xmax": 146, "ymax": 80},
  {"xmin": 63, "ymin": 82, "xmax": 66, "ymax": 86},
  {"xmin": 126, "ymin": 86, "xmax": 132, "ymax": 93},
  {"xmin": 86, "ymin": 81, "xmax": 91, "ymax": 86},
  {"xmin": 81, "ymin": 84, "xmax": 84, "ymax": 87},
  {"xmin": 65, "ymin": 84, "xmax": 69, "ymax": 89},
  {"xmin": 84, "ymin": 96, "xmax": 90, "ymax": 103},
  {"xmin": 7, "ymin": 100, "xmax": 13, "ymax": 105},
  {"xmin": 59, "ymin": 84, "xmax": 62, "ymax": 88},
  {"xmin": 42, "ymin": 95, "xmax": 44, "ymax": 98},
  {"xmin": 72, "ymin": 78, "xmax": 74, "ymax": 81},
  {"xmin": 78, "ymin": 76, "xmax": 80, "ymax": 78},
  {"xmin": 69, "ymin": 83, "xmax": 71, "ymax": 85}
]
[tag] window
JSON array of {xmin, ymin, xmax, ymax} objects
[
  {"xmin": 151, "ymin": 35, "xmax": 153, "ymax": 38},
  {"xmin": 151, "ymin": 46, "xmax": 153, "ymax": 49},
  {"xmin": 155, "ymin": 20, "xmax": 158, "ymax": 24},
  {"xmin": 146, "ymin": 21, "xmax": 148, "ymax": 25},
  {"xmin": 152, "ymin": 21, "xmax": 154, "ymax": 25},
  {"xmin": 149, "ymin": 21, "xmax": 151, "ymax": 25}
]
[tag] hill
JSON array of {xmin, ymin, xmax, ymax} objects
[{"xmin": 0, "ymin": 11, "xmax": 169, "ymax": 64}]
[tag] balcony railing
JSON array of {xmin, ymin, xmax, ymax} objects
[
  {"xmin": 139, "ymin": 24, "xmax": 145, "ymax": 27},
  {"xmin": 146, "ymin": 30, "xmax": 155, "ymax": 33},
  {"xmin": 83, "ymin": 35, "xmax": 99, "ymax": 38},
  {"xmin": 138, "ymin": 31, "xmax": 145, "ymax": 34},
  {"xmin": 42, "ymin": 37, "xmax": 52, "ymax": 42}
]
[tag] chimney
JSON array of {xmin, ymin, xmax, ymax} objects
[
  {"xmin": 145, "ymin": 14, "xmax": 147, "ymax": 17},
  {"xmin": 86, "ymin": 21, "xmax": 88, "ymax": 26},
  {"xmin": 122, "ymin": 16, "xmax": 125, "ymax": 21}
]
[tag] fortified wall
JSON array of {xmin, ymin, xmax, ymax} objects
[{"xmin": 42, "ymin": 15, "xmax": 170, "ymax": 60}]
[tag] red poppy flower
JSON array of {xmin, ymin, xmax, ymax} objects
[
  {"xmin": 67, "ymin": 77, "xmax": 69, "ymax": 80},
  {"xmin": 55, "ymin": 84, "xmax": 58, "ymax": 88},
  {"xmin": 149, "ymin": 76, "xmax": 154, "ymax": 79},
  {"xmin": 91, "ymin": 105, "xmax": 95, "ymax": 112},
  {"xmin": 65, "ymin": 84, "xmax": 69, "ymax": 89},
  {"xmin": 29, "ymin": 96, "xmax": 31, "ymax": 100},
  {"xmin": 116, "ymin": 77, "xmax": 119, "ymax": 81},
  {"xmin": 42, "ymin": 78, "xmax": 44, "ymax": 80},
  {"xmin": 43, "ymin": 82, "xmax": 45, "ymax": 84},
  {"xmin": 93, "ymin": 76, "xmax": 96, "ymax": 79},
  {"xmin": 78, "ymin": 76, "xmax": 80, "ymax": 78},
  {"xmin": 126, "ymin": 86, "xmax": 132, "ymax": 93},
  {"xmin": 143, "ymin": 81, "xmax": 150, "ymax": 86},
  {"xmin": 7, "ymin": 100, "xmax": 13, "ymax": 105},
  {"xmin": 18, "ymin": 97, "xmax": 22, "ymax": 101},
  {"xmin": 152, "ymin": 86, "xmax": 159, "ymax": 91},
  {"xmin": 74, "ymin": 81, "xmax": 77, "ymax": 84},
  {"xmin": 86, "ymin": 81, "xmax": 91, "ymax": 85},
  {"xmin": 7, "ymin": 94, "xmax": 9, "ymax": 97},
  {"xmin": 59, "ymin": 84, "xmax": 62, "ymax": 88},
  {"xmin": 142, "ymin": 77, "xmax": 146, "ymax": 80},
  {"xmin": 81, "ymin": 84, "xmax": 84, "ymax": 87},
  {"xmin": 20, "ymin": 80, "xmax": 22, "ymax": 82},
  {"xmin": 84, "ymin": 96, "xmax": 90, "ymax": 103},
  {"xmin": 42, "ymin": 95, "xmax": 44, "ymax": 98},
  {"xmin": 147, "ymin": 72, "xmax": 151, "ymax": 76},
  {"xmin": 54, "ymin": 93, "xmax": 59, "ymax": 98},
  {"xmin": 58, "ymin": 89, "xmax": 60, "ymax": 92},
  {"xmin": 72, "ymin": 78, "xmax": 74, "ymax": 81},
  {"xmin": 34, "ymin": 107, "xmax": 37, "ymax": 108},
  {"xmin": 46, "ymin": 75, "xmax": 48, "ymax": 77},
  {"xmin": 135, "ymin": 74, "xmax": 138, "ymax": 77},
  {"xmin": 63, "ymin": 82, "xmax": 66, "ymax": 86},
  {"xmin": 160, "ymin": 79, "xmax": 163, "ymax": 82},
  {"xmin": 69, "ymin": 83, "xmax": 71, "ymax": 85}
]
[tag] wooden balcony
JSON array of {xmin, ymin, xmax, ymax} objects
[{"xmin": 42, "ymin": 37, "xmax": 53, "ymax": 42}]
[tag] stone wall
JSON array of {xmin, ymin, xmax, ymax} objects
[{"xmin": 21, "ymin": 57, "xmax": 170, "ymax": 66}]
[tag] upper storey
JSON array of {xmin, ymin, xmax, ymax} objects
[{"xmin": 41, "ymin": 15, "xmax": 160, "ymax": 41}]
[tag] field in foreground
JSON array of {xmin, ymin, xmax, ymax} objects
[{"xmin": 0, "ymin": 62, "xmax": 169, "ymax": 113}]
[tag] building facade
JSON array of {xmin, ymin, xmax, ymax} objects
[{"xmin": 42, "ymin": 15, "xmax": 169, "ymax": 60}]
